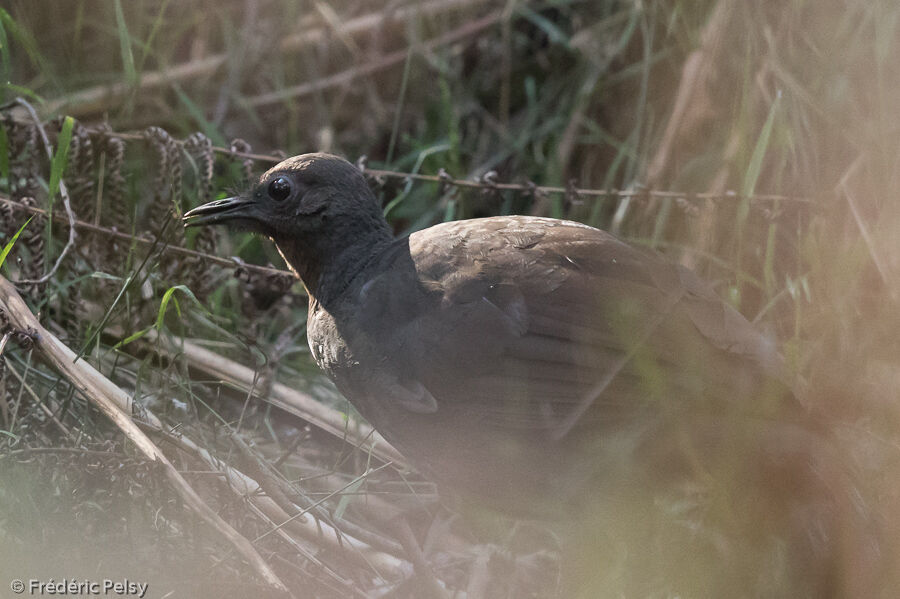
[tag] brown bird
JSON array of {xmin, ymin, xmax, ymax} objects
[{"xmin": 184, "ymin": 153, "xmax": 871, "ymax": 596}]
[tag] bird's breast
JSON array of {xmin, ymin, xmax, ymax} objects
[{"xmin": 306, "ymin": 302, "xmax": 354, "ymax": 379}]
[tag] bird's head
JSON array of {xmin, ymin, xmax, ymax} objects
[
  {"xmin": 183, "ymin": 152, "xmax": 393, "ymax": 297},
  {"xmin": 183, "ymin": 152, "xmax": 385, "ymax": 240}
]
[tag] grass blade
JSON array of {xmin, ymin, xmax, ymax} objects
[
  {"xmin": 48, "ymin": 115, "xmax": 74, "ymax": 203},
  {"xmin": 516, "ymin": 4, "xmax": 572, "ymax": 49},
  {"xmin": 113, "ymin": 0, "xmax": 137, "ymax": 85},
  {"xmin": 75, "ymin": 217, "xmax": 173, "ymax": 362},
  {"xmin": 386, "ymin": 48, "xmax": 414, "ymax": 165},
  {"xmin": 173, "ymin": 84, "xmax": 225, "ymax": 145},
  {"xmin": 112, "ymin": 326, "xmax": 151, "ymax": 349},
  {"xmin": 0, "ymin": 216, "xmax": 33, "ymax": 271},
  {"xmin": 0, "ymin": 7, "xmax": 51, "ymax": 79},
  {"xmin": 742, "ymin": 90, "xmax": 781, "ymax": 198},
  {"xmin": 154, "ymin": 284, "xmax": 208, "ymax": 331},
  {"xmin": 0, "ymin": 83, "xmax": 41, "ymax": 102}
]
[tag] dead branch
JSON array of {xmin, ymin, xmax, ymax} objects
[
  {"xmin": 1, "ymin": 273, "xmax": 410, "ymax": 588},
  {"xmin": 0, "ymin": 274, "xmax": 290, "ymax": 592}
]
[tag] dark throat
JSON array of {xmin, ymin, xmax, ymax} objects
[{"xmin": 274, "ymin": 218, "xmax": 394, "ymax": 309}]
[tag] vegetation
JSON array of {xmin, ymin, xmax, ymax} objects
[{"xmin": 0, "ymin": 0, "xmax": 898, "ymax": 596}]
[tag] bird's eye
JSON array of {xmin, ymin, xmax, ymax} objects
[{"xmin": 267, "ymin": 176, "xmax": 292, "ymax": 201}]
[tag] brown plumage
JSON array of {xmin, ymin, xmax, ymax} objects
[{"xmin": 185, "ymin": 153, "xmax": 875, "ymax": 596}]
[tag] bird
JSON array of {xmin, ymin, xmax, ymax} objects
[{"xmin": 183, "ymin": 153, "xmax": 873, "ymax": 596}]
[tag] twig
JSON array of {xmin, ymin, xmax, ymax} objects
[
  {"xmin": 56, "ymin": 131, "xmax": 812, "ymax": 202},
  {"xmin": 0, "ymin": 123, "xmax": 812, "ymax": 204},
  {"xmin": 0, "ymin": 195, "xmax": 291, "ymax": 280},
  {"xmin": 360, "ymin": 169, "xmax": 812, "ymax": 203},
  {"xmin": 12, "ymin": 98, "xmax": 78, "ymax": 286},
  {"xmin": 0, "ymin": 274, "xmax": 290, "ymax": 594}
]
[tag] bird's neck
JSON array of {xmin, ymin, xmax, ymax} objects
[{"xmin": 274, "ymin": 223, "xmax": 393, "ymax": 308}]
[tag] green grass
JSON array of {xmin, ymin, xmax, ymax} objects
[
  {"xmin": 48, "ymin": 114, "xmax": 73, "ymax": 202},
  {"xmin": 0, "ymin": 216, "xmax": 32, "ymax": 271}
]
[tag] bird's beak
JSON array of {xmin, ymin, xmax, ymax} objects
[{"xmin": 183, "ymin": 196, "xmax": 257, "ymax": 227}]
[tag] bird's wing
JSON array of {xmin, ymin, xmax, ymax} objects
[{"xmin": 363, "ymin": 217, "xmax": 794, "ymax": 440}]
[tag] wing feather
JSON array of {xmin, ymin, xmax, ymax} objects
[{"xmin": 355, "ymin": 217, "xmax": 796, "ymax": 448}]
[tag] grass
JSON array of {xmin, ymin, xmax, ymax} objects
[
  {"xmin": 0, "ymin": 216, "xmax": 32, "ymax": 270},
  {"xmin": 0, "ymin": 0, "xmax": 898, "ymax": 596}
]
